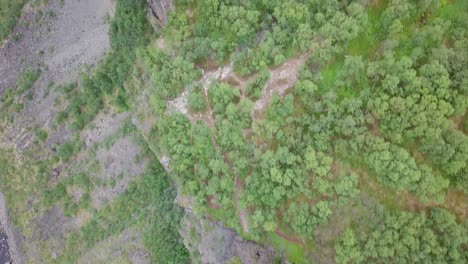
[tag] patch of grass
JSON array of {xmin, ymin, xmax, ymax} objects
[
  {"xmin": 43, "ymin": 182, "xmax": 67, "ymax": 207},
  {"xmin": 0, "ymin": 89, "xmax": 15, "ymax": 108},
  {"xmin": 56, "ymin": 160, "xmax": 189, "ymax": 263},
  {"xmin": 55, "ymin": 111, "xmax": 68, "ymax": 125},
  {"xmin": 336, "ymin": 86, "xmax": 358, "ymax": 101},
  {"xmin": 246, "ymin": 68, "xmax": 270, "ymax": 100},
  {"xmin": 347, "ymin": 7, "xmax": 383, "ymax": 57},
  {"xmin": 34, "ymin": 128, "xmax": 48, "ymax": 142},
  {"xmin": 56, "ymin": 137, "xmax": 82, "ymax": 162},
  {"xmin": 0, "ymin": 0, "xmax": 28, "ymax": 41},
  {"xmin": 57, "ymin": 82, "xmax": 77, "ymax": 98},
  {"xmin": 227, "ymin": 256, "xmax": 243, "ymax": 264},
  {"xmin": 436, "ymin": 0, "xmax": 468, "ymax": 20},
  {"xmin": 16, "ymin": 68, "xmax": 41, "ymax": 94},
  {"xmin": 266, "ymin": 232, "xmax": 307, "ymax": 264},
  {"xmin": 11, "ymin": 31, "xmax": 22, "ymax": 42},
  {"xmin": 91, "ymin": 118, "xmax": 135, "ymax": 151},
  {"xmin": 42, "ymin": 172, "xmax": 93, "ymax": 216},
  {"xmin": 12, "ymin": 102, "xmax": 23, "ymax": 112},
  {"xmin": 206, "ymin": 206, "xmax": 241, "ymax": 233},
  {"xmin": 317, "ymin": 56, "xmax": 344, "ymax": 94},
  {"xmin": 0, "ymin": 149, "xmax": 55, "ymax": 235}
]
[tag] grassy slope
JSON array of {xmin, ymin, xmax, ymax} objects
[
  {"xmin": 0, "ymin": 0, "xmax": 28, "ymax": 41},
  {"xmin": 0, "ymin": 0, "xmax": 189, "ymax": 262}
]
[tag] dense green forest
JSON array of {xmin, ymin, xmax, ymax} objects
[
  {"xmin": 81, "ymin": 0, "xmax": 467, "ymax": 262},
  {"xmin": 137, "ymin": 0, "xmax": 467, "ymax": 262},
  {"xmin": 1, "ymin": 0, "xmax": 467, "ymax": 263}
]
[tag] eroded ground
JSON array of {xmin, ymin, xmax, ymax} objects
[{"xmin": 0, "ymin": 0, "xmax": 151, "ymax": 263}]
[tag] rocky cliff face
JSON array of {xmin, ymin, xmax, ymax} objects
[
  {"xmin": 147, "ymin": 0, "xmax": 173, "ymax": 25},
  {"xmin": 179, "ymin": 211, "xmax": 281, "ymax": 264}
]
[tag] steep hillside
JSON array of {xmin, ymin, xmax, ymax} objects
[
  {"xmin": 0, "ymin": 0, "xmax": 277, "ymax": 263},
  {"xmin": 0, "ymin": 0, "xmax": 467, "ymax": 264}
]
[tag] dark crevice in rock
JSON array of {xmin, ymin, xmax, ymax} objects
[{"xmin": 147, "ymin": 0, "xmax": 173, "ymax": 25}]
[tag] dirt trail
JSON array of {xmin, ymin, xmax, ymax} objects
[
  {"xmin": 223, "ymin": 72, "xmax": 247, "ymax": 96},
  {"xmin": 234, "ymin": 176, "xmax": 250, "ymax": 233},
  {"xmin": 254, "ymin": 54, "xmax": 307, "ymax": 118},
  {"xmin": 170, "ymin": 64, "xmax": 253, "ymax": 233},
  {"xmin": 275, "ymin": 228, "xmax": 305, "ymax": 247},
  {"xmin": 452, "ymin": 115, "xmax": 465, "ymax": 132},
  {"xmin": 169, "ymin": 55, "xmax": 309, "ymax": 234}
]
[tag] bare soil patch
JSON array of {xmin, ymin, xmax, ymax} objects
[
  {"xmin": 275, "ymin": 228, "xmax": 305, "ymax": 247},
  {"xmin": 0, "ymin": 0, "xmax": 115, "ymax": 154},
  {"xmin": 254, "ymin": 54, "xmax": 307, "ymax": 118},
  {"xmin": 82, "ymin": 112, "xmax": 130, "ymax": 148},
  {"xmin": 92, "ymin": 137, "xmax": 146, "ymax": 209}
]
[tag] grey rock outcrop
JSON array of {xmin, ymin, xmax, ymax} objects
[
  {"xmin": 179, "ymin": 211, "xmax": 282, "ymax": 264},
  {"xmin": 147, "ymin": 0, "xmax": 173, "ymax": 25}
]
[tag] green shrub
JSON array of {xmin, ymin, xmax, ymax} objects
[
  {"xmin": 57, "ymin": 139, "xmax": 82, "ymax": 162},
  {"xmin": 246, "ymin": 68, "xmax": 270, "ymax": 100},
  {"xmin": 188, "ymin": 87, "xmax": 207, "ymax": 113},
  {"xmin": 55, "ymin": 111, "xmax": 68, "ymax": 125},
  {"xmin": 16, "ymin": 69, "xmax": 41, "ymax": 93},
  {"xmin": 43, "ymin": 182, "xmax": 67, "ymax": 207},
  {"xmin": 35, "ymin": 128, "xmax": 48, "ymax": 142}
]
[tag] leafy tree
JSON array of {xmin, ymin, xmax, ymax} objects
[
  {"xmin": 317, "ymin": 3, "xmax": 367, "ymax": 54},
  {"xmin": 188, "ymin": 87, "xmax": 207, "ymax": 113},
  {"xmin": 335, "ymin": 229, "xmax": 364, "ymax": 264},
  {"xmin": 284, "ymin": 202, "xmax": 313, "ymax": 235},
  {"xmin": 245, "ymin": 68, "xmax": 270, "ymax": 100},
  {"xmin": 337, "ymin": 56, "xmax": 366, "ymax": 87},
  {"xmin": 333, "ymin": 173, "xmax": 359, "ymax": 200},
  {"xmin": 196, "ymin": 0, "xmax": 261, "ymax": 59},
  {"xmin": 208, "ymin": 83, "xmax": 241, "ymax": 115},
  {"xmin": 284, "ymin": 201, "xmax": 332, "ymax": 236},
  {"xmin": 155, "ymin": 113, "xmax": 194, "ymax": 176},
  {"xmin": 140, "ymin": 48, "xmax": 200, "ymax": 99},
  {"xmin": 381, "ymin": 0, "xmax": 414, "ymax": 32},
  {"xmin": 365, "ymin": 137, "xmax": 448, "ymax": 203},
  {"xmin": 294, "ymin": 79, "xmax": 318, "ymax": 107},
  {"xmin": 304, "ymin": 147, "xmax": 332, "ymax": 178},
  {"xmin": 336, "ymin": 209, "xmax": 468, "ymax": 264},
  {"xmin": 226, "ymin": 99, "xmax": 253, "ymax": 129},
  {"xmin": 215, "ymin": 119, "xmax": 245, "ymax": 152}
]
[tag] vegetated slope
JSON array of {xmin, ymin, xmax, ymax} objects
[
  {"xmin": 0, "ymin": 0, "xmax": 467, "ymax": 264},
  {"xmin": 0, "ymin": 0, "xmax": 190, "ymax": 263},
  {"xmin": 132, "ymin": 0, "xmax": 467, "ymax": 263}
]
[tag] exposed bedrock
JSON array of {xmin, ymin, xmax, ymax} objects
[{"xmin": 147, "ymin": 0, "xmax": 173, "ymax": 25}]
